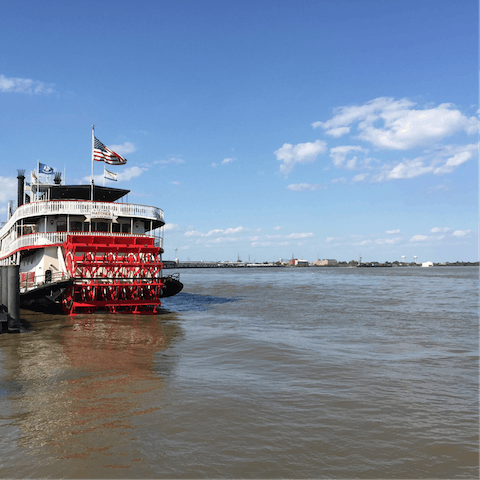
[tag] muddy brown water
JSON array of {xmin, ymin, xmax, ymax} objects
[{"xmin": 0, "ymin": 267, "xmax": 478, "ymax": 478}]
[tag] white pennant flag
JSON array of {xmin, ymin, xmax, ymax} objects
[{"xmin": 104, "ymin": 167, "xmax": 117, "ymax": 181}]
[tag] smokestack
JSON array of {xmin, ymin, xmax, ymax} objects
[{"xmin": 17, "ymin": 169, "xmax": 25, "ymax": 208}]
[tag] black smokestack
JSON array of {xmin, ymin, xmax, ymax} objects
[{"xmin": 17, "ymin": 169, "xmax": 25, "ymax": 208}]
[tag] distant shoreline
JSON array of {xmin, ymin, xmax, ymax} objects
[{"xmin": 163, "ymin": 261, "xmax": 479, "ymax": 269}]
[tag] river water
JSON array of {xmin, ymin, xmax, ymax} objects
[{"xmin": 0, "ymin": 266, "xmax": 478, "ymax": 478}]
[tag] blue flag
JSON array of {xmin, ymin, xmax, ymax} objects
[{"xmin": 39, "ymin": 163, "xmax": 54, "ymax": 174}]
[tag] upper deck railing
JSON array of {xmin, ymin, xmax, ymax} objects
[
  {"xmin": 0, "ymin": 231, "xmax": 163, "ymax": 261},
  {"xmin": 0, "ymin": 199, "xmax": 164, "ymax": 237}
]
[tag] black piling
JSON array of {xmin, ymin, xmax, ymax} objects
[
  {"xmin": 0, "ymin": 265, "xmax": 21, "ymax": 333},
  {"xmin": 7, "ymin": 265, "xmax": 20, "ymax": 332},
  {"xmin": 1, "ymin": 266, "xmax": 7, "ymax": 308},
  {"xmin": 0, "ymin": 267, "xmax": 6, "ymax": 332}
]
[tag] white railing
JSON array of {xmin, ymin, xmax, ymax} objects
[
  {"xmin": 0, "ymin": 231, "xmax": 163, "ymax": 260},
  {"xmin": 1, "ymin": 200, "xmax": 164, "ymax": 235},
  {"xmin": 20, "ymin": 270, "xmax": 70, "ymax": 294}
]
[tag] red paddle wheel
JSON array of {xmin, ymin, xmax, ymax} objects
[{"xmin": 62, "ymin": 234, "xmax": 164, "ymax": 315}]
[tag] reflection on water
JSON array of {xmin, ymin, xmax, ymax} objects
[
  {"xmin": 0, "ymin": 313, "xmax": 183, "ymax": 477},
  {"xmin": 0, "ymin": 267, "xmax": 478, "ymax": 478}
]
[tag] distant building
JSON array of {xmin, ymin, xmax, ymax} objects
[
  {"xmin": 289, "ymin": 259, "xmax": 297, "ymax": 266},
  {"xmin": 296, "ymin": 259, "xmax": 309, "ymax": 267},
  {"xmin": 422, "ymin": 261, "xmax": 434, "ymax": 267},
  {"xmin": 312, "ymin": 259, "xmax": 337, "ymax": 266}
]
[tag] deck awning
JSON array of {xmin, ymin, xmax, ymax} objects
[{"xmin": 46, "ymin": 185, "xmax": 130, "ymax": 202}]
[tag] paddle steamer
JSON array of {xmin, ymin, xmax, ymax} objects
[{"xmin": 0, "ymin": 167, "xmax": 181, "ymax": 315}]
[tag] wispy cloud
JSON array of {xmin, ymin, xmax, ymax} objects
[
  {"xmin": 452, "ymin": 229, "xmax": 471, "ymax": 237},
  {"xmin": 410, "ymin": 235, "xmax": 429, "ymax": 241},
  {"xmin": 287, "ymin": 183, "xmax": 321, "ymax": 191},
  {"xmin": 371, "ymin": 144, "xmax": 476, "ymax": 182},
  {"xmin": 164, "ymin": 223, "xmax": 181, "ymax": 231},
  {"xmin": 185, "ymin": 226, "xmax": 245, "ymax": 237},
  {"xmin": 430, "ymin": 227, "xmax": 451, "ymax": 233},
  {"xmin": 108, "ymin": 142, "xmax": 136, "ymax": 155},
  {"xmin": 386, "ymin": 229, "xmax": 400, "ymax": 234},
  {"xmin": 0, "ymin": 74, "xmax": 55, "ymax": 95},
  {"xmin": 352, "ymin": 173, "xmax": 369, "ymax": 182},
  {"xmin": 154, "ymin": 157, "xmax": 185, "ymax": 166},
  {"xmin": 0, "ymin": 176, "xmax": 17, "ymax": 202},
  {"xmin": 287, "ymin": 232, "xmax": 314, "ymax": 239},
  {"xmin": 212, "ymin": 157, "xmax": 236, "ymax": 167},
  {"xmin": 274, "ymin": 140, "xmax": 327, "ymax": 177},
  {"xmin": 329, "ymin": 145, "xmax": 366, "ymax": 169}
]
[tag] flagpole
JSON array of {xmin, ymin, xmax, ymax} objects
[
  {"xmin": 36, "ymin": 159, "xmax": 40, "ymax": 202},
  {"xmin": 91, "ymin": 125, "xmax": 94, "ymax": 201},
  {"xmin": 103, "ymin": 166, "xmax": 106, "ymax": 187}
]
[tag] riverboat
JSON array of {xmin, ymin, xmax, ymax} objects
[{"xmin": 0, "ymin": 168, "xmax": 182, "ymax": 315}]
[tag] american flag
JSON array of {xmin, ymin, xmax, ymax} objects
[{"xmin": 93, "ymin": 137, "xmax": 127, "ymax": 165}]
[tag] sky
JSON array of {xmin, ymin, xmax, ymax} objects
[{"xmin": 0, "ymin": 0, "xmax": 477, "ymax": 263}]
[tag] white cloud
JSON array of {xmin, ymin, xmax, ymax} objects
[
  {"xmin": 433, "ymin": 150, "xmax": 474, "ymax": 175},
  {"xmin": 372, "ymin": 157, "xmax": 434, "ymax": 181},
  {"xmin": 164, "ymin": 223, "xmax": 180, "ymax": 231},
  {"xmin": 116, "ymin": 166, "xmax": 147, "ymax": 181},
  {"xmin": 410, "ymin": 235, "xmax": 429, "ymax": 241},
  {"xmin": 320, "ymin": 126, "xmax": 350, "ymax": 137},
  {"xmin": 430, "ymin": 227, "xmax": 451, "ymax": 233},
  {"xmin": 185, "ymin": 230, "xmax": 205, "ymax": 237},
  {"xmin": 287, "ymin": 183, "xmax": 321, "ymax": 191},
  {"xmin": 274, "ymin": 140, "xmax": 327, "ymax": 176},
  {"xmin": 313, "ymin": 97, "xmax": 478, "ymax": 150},
  {"xmin": 352, "ymin": 173, "xmax": 369, "ymax": 182},
  {"xmin": 221, "ymin": 226, "xmax": 245, "ymax": 235},
  {"xmin": 210, "ymin": 237, "xmax": 238, "ymax": 244},
  {"xmin": 274, "ymin": 226, "xmax": 282, "ymax": 230},
  {"xmin": 155, "ymin": 157, "xmax": 185, "ymax": 165},
  {"xmin": 287, "ymin": 232, "xmax": 314, "ymax": 239},
  {"xmin": 375, "ymin": 237, "xmax": 402, "ymax": 245},
  {"xmin": 0, "ymin": 74, "xmax": 55, "ymax": 94},
  {"xmin": 184, "ymin": 226, "xmax": 245, "ymax": 237},
  {"xmin": 331, "ymin": 177, "xmax": 347, "ymax": 183},
  {"xmin": 213, "ymin": 157, "xmax": 236, "ymax": 168},
  {"xmin": 0, "ymin": 176, "xmax": 17, "ymax": 203},
  {"xmin": 170, "ymin": 181, "xmax": 181, "ymax": 185},
  {"xmin": 452, "ymin": 230, "xmax": 472, "ymax": 237},
  {"xmin": 353, "ymin": 239, "xmax": 372, "ymax": 246},
  {"xmin": 386, "ymin": 229, "xmax": 400, "ymax": 234},
  {"xmin": 372, "ymin": 143, "xmax": 476, "ymax": 182},
  {"xmin": 108, "ymin": 142, "xmax": 136, "ymax": 155},
  {"xmin": 329, "ymin": 145, "xmax": 365, "ymax": 169}
]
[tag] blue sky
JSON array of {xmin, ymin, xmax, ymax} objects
[{"xmin": 0, "ymin": 0, "xmax": 477, "ymax": 263}]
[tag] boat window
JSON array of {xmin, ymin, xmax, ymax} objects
[
  {"xmin": 56, "ymin": 222, "xmax": 67, "ymax": 232},
  {"xmin": 45, "ymin": 269, "xmax": 52, "ymax": 283},
  {"xmin": 112, "ymin": 223, "xmax": 121, "ymax": 233},
  {"xmin": 121, "ymin": 224, "xmax": 130, "ymax": 233},
  {"xmin": 71, "ymin": 221, "xmax": 83, "ymax": 232},
  {"xmin": 94, "ymin": 221, "xmax": 109, "ymax": 232}
]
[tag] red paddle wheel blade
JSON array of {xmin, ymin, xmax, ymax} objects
[{"xmin": 62, "ymin": 235, "xmax": 164, "ymax": 315}]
